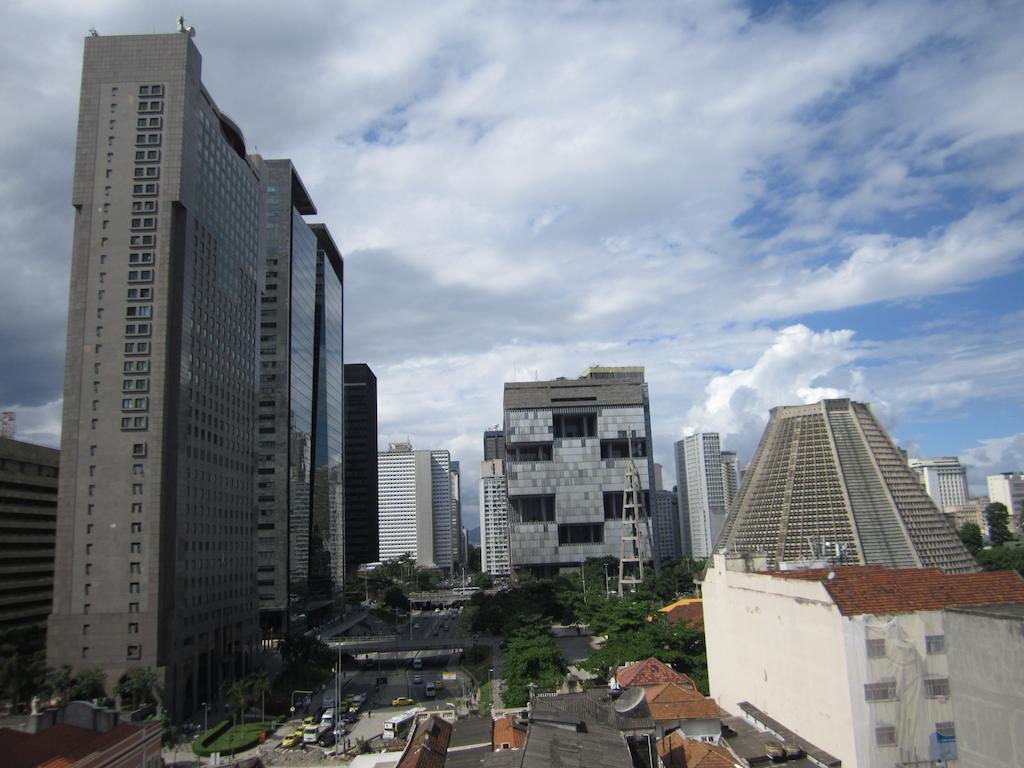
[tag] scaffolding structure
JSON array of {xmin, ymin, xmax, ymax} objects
[{"xmin": 618, "ymin": 430, "xmax": 650, "ymax": 596}]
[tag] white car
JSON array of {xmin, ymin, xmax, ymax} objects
[
  {"xmin": 413, "ymin": 674, "xmax": 423, "ymax": 684},
  {"xmin": 350, "ymin": 694, "xmax": 366, "ymax": 707}
]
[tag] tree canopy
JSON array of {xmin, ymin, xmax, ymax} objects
[{"xmin": 985, "ymin": 502, "xmax": 1013, "ymax": 546}]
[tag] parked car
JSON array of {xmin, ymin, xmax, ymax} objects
[
  {"xmin": 317, "ymin": 730, "xmax": 337, "ymax": 747},
  {"xmin": 413, "ymin": 674, "xmax": 423, "ymax": 684},
  {"xmin": 351, "ymin": 693, "xmax": 367, "ymax": 707},
  {"xmin": 392, "ymin": 696, "xmax": 414, "ymax": 706},
  {"xmin": 341, "ymin": 712, "xmax": 360, "ymax": 724},
  {"xmin": 281, "ymin": 731, "xmax": 304, "ymax": 749}
]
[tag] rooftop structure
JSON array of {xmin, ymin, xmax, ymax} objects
[
  {"xmin": 909, "ymin": 456, "xmax": 969, "ymax": 514},
  {"xmin": 659, "ymin": 598, "xmax": 704, "ymax": 629},
  {"xmin": 397, "ymin": 715, "xmax": 453, "ymax": 768},
  {"xmin": 613, "ymin": 657, "xmax": 696, "ymax": 689},
  {"xmin": 717, "ymin": 399, "xmax": 978, "ymax": 572},
  {"xmin": 656, "ymin": 731, "xmax": 740, "ymax": 768}
]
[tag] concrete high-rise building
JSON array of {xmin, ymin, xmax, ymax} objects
[
  {"xmin": 653, "ymin": 490, "xmax": 680, "ymax": 564},
  {"xmin": 673, "ymin": 442, "xmax": 692, "ymax": 558},
  {"xmin": 718, "ymin": 399, "xmax": 978, "ymax": 572},
  {"xmin": 0, "ymin": 438, "xmax": 59, "ymax": 633},
  {"xmin": 720, "ymin": 450, "xmax": 739, "ymax": 512},
  {"xmin": 377, "ymin": 443, "xmax": 453, "ymax": 569},
  {"xmin": 449, "ymin": 461, "xmax": 462, "ymax": 567},
  {"xmin": 48, "ymin": 28, "xmax": 265, "ymax": 718},
  {"xmin": 479, "ymin": 458, "xmax": 510, "ymax": 576},
  {"xmin": 483, "ymin": 427, "xmax": 505, "ymax": 461},
  {"xmin": 987, "ymin": 472, "xmax": 1024, "ymax": 533},
  {"xmin": 909, "ymin": 456, "xmax": 969, "ymax": 515},
  {"xmin": 343, "ymin": 364, "xmax": 378, "ymax": 574},
  {"xmin": 503, "ymin": 366, "xmax": 657, "ymax": 577},
  {"xmin": 676, "ymin": 433, "xmax": 728, "ymax": 560},
  {"xmin": 256, "ymin": 161, "xmax": 344, "ymax": 638}
]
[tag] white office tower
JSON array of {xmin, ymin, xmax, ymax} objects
[
  {"xmin": 987, "ymin": 472, "xmax": 1024, "ymax": 532},
  {"xmin": 480, "ymin": 459, "xmax": 511, "ymax": 576},
  {"xmin": 677, "ymin": 433, "xmax": 728, "ymax": 560},
  {"xmin": 377, "ymin": 443, "xmax": 453, "ymax": 568},
  {"xmin": 909, "ymin": 456, "xmax": 969, "ymax": 514},
  {"xmin": 720, "ymin": 451, "xmax": 739, "ymax": 512}
]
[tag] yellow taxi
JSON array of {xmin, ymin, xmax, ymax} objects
[
  {"xmin": 391, "ymin": 696, "xmax": 414, "ymax": 706},
  {"xmin": 281, "ymin": 730, "xmax": 305, "ymax": 748}
]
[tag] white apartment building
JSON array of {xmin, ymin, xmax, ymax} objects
[
  {"xmin": 909, "ymin": 456, "xmax": 969, "ymax": 514},
  {"xmin": 702, "ymin": 552, "xmax": 1024, "ymax": 768},
  {"xmin": 987, "ymin": 472, "xmax": 1024, "ymax": 533},
  {"xmin": 720, "ymin": 451, "xmax": 739, "ymax": 513},
  {"xmin": 378, "ymin": 443, "xmax": 453, "ymax": 569},
  {"xmin": 480, "ymin": 458, "xmax": 510, "ymax": 576}
]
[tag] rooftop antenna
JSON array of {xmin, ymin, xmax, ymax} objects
[{"xmin": 89, "ymin": 27, "xmax": 99, "ymax": 37}]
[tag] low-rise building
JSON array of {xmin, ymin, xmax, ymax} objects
[
  {"xmin": 657, "ymin": 731, "xmax": 740, "ymax": 768},
  {"xmin": 702, "ymin": 552, "xmax": 1024, "ymax": 768},
  {"xmin": 658, "ymin": 598, "xmax": 704, "ymax": 630},
  {"xmin": 643, "ymin": 681, "xmax": 721, "ymax": 743}
]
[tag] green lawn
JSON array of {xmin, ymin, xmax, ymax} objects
[
  {"xmin": 478, "ymin": 680, "xmax": 493, "ymax": 714},
  {"xmin": 194, "ymin": 720, "xmax": 276, "ymax": 756}
]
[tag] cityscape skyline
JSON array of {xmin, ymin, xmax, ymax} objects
[{"xmin": 2, "ymin": 3, "xmax": 1024, "ymax": 531}]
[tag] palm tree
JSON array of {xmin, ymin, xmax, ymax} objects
[
  {"xmin": 225, "ymin": 679, "xmax": 249, "ymax": 728},
  {"xmin": 249, "ymin": 671, "xmax": 271, "ymax": 723}
]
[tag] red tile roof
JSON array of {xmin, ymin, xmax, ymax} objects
[
  {"xmin": 492, "ymin": 715, "xmax": 527, "ymax": 750},
  {"xmin": 398, "ymin": 715, "xmax": 453, "ymax": 768},
  {"xmin": 0, "ymin": 722, "xmax": 150, "ymax": 768},
  {"xmin": 663, "ymin": 602, "xmax": 704, "ymax": 629},
  {"xmin": 656, "ymin": 731, "xmax": 739, "ymax": 768},
  {"xmin": 643, "ymin": 683, "xmax": 720, "ymax": 722},
  {"xmin": 769, "ymin": 565, "xmax": 1024, "ymax": 616},
  {"xmin": 615, "ymin": 657, "xmax": 695, "ymax": 688}
]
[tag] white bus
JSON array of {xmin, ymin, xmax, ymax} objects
[{"xmin": 382, "ymin": 708, "xmax": 420, "ymax": 741}]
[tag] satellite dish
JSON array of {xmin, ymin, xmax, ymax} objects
[{"xmin": 614, "ymin": 687, "xmax": 646, "ymax": 714}]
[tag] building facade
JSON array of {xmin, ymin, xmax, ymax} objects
[
  {"xmin": 48, "ymin": 29, "xmax": 264, "ymax": 719},
  {"xmin": 909, "ymin": 456, "xmax": 969, "ymax": 515},
  {"xmin": 449, "ymin": 461, "xmax": 462, "ymax": 567},
  {"xmin": 676, "ymin": 433, "xmax": 728, "ymax": 561},
  {"xmin": 987, "ymin": 472, "xmax": 1024, "ymax": 533},
  {"xmin": 720, "ymin": 450, "xmax": 738, "ymax": 512},
  {"xmin": 717, "ymin": 399, "xmax": 978, "ymax": 572},
  {"xmin": 479, "ymin": 458, "xmax": 510, "ymax": 576},
  {"xmin": 503, "ymin": 366, "xmax": 657, "ymax": 576},
  {"xmin": 673, "ymin": 441, "xmax": 692, "ymax": 559},
  {"xmin": 378, "ymin": 444, "xmax": 453, "ymax": 569},
  {"xmin": 653, "ymin": 490, "xmax": 681, "ymax": 564},
  {"xmin": 0, "ymin": 437, "xmax": 59, "ymax": 634},
  {"xmin": 702, "ymin": 553, "xmax": 1024, "ymax": 768},
  {"xmin": 343, "ymin": 363, "xmax": 378, "ymax": 574},
  {"xmin": 256, "ymin": 162, "xmax": 344, "ymax": 638},
  {"xmin": 484, "ymin": 427, "xmax": 505, "ymax": 461}
]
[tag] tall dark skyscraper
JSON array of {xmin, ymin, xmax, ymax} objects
[
  {"xmin": 343, "ymin": 364, "xmax": 378, "ymax": 573},
  {"xmin": 48, "ymin": 28, "xmax": 264, "ymax": 719},
  {"xmin": 256, "ymin": 162, "xmax": 343, "ymax": 638}
]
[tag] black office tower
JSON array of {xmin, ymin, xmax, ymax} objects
[{"xmin": 344, "ymin": 364, "xmax": 378, "ymax": 573}]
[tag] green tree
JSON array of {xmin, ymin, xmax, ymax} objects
[
  {"xmin": 959, "ymin": 522, "xmax": 984, "ymax": 556},
  {"xmin": 471, "ymin": 572, "xmax": 493, "ymax": 589},
  {"xmin": 115, "ymin": 667, "xmax": 158, "ymax": 710},
  {"xmin": 0, "ymin": 627, "xmax": 48, "ymax": 709},
  {"xmin": 225, "ymin": 678, "xmax": 250, "ymax": 728},
  {"xmin": 68, "ymin": 667, "xmax": 107, "ymax": 701},
  {"xmin": 47, "ymin": 664, "xmax": 74, "ymax": 702},
  {"xmin": 383, "ymin": 585, "xmax": 411, "ymax": 612},
  {"xmin": 249, "ymin": 671, "xmax": 271, "ymax": 722},
  {"xmin": 501, "ymin": 623, "xmax": 566, "ymax": 707},
  {"xmin": 976, "ymin": 545, "xmax": 1024, "ymax": 575},
  {"xmin": 986, "ymin": 502, "xmax": 1013, "ymax": 546}
]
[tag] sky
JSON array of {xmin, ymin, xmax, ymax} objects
[{"xmin": 1, "ymin": 0, "xmax": 1023, "ymax": 530}]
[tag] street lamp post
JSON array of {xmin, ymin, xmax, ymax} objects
[{"xmin": 201, "ymin": 701, "xmax": 208, "ymax": 732}]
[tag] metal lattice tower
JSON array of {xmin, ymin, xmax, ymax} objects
[{"xmin": 618, "ymin": 431, "xmax": 649, "ymax": 596}]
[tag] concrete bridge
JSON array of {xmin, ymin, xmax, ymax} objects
[{"xmin": 329, "ymin": 634, "xmax": 486, "ymax": 654}]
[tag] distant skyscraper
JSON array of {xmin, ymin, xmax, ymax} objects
[
  {"xmin": 653, "ymin": 490, "xmax": 680, "ymax": 564},
  {"xmin": 0, "ymin": 437, "xmax": 59, "ymax": 633},
  {"xmin": 718, "ymin": 399, "xmax": 978, "ymax": 572},
  {"xmin": 378, "ymin": 443, "xmax": 453, "ymax": 568},
  {"xmin": 479, "ymin": 459, "xmax": 510, "ymax": 576},
  {"xmin": 676, "ymin": 433, "xmax": 728, "ymax": 560},
  {"xmin": 720, "ymin": 450, "xmax": 739, "ymax": 512},
  {"xmin": 49, "ymin": 28, "xmax": 264, "ymax": 718},
  {"xmin": 987, "ymin": 472, "xmax": 1024, "ymax": 532},
  {"xmin": 503, "ymin": 366, "xmax": 657, "ymax": 576},
  {"xmin": 673, "ymin": 442, "xmax": 692, "ymax": 558},
  {"xmin": 256, "ymin": 161, "xmax": 344, "ymax": 638},
  {"xmin": 484, "ymin": 426, "xmax": 505, "ymax": 461},
  {"xmin": 909, "ymin": 456, "xmax": 969, "ymax": 514},
  {"xmin": 344, "ymin": 364, "xmax": 378, "ymax": 574},
  {"xmin": 450, "ymin": 461, "xmax": 462, "ymax": 566}
]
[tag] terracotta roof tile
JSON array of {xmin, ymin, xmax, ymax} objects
[
  {"xmin": 0, "ymin": 723, "xmax": 149, "ymax": 768},
  {"xmin": 643, "ymin": 683, "xmax": 720, "ymax": 722},
  {"xmin": 663, "ymin": 602, "xmax": 704, "ymax": 629},
  {"xmin": 615, "ymin": 658, "xmax": 695, "ymax": 688},
  {"xmin": 398, "ymin": 716, "xmax": 453, "ymax": 768},
  {"xmin": 768, "ymin": 565, "xmax": 1024, "ymax": 616},
  {"xmin": 492, "ymin": 715, "xmax": 527, "ymax": 751},
  {"xmin": 656, "ymin": 731, "xmax": 739, "ymax": 768}
]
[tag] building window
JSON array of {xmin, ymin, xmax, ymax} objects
[
  {"xmin": 553, "ymin": 412, "xmax": 597, "ymax": 438},
  {"xmin": 127, "ymin": 645, "xmax": 142, "ymax": 660},
  {"xmin": 925, "ymin": 678, "xmax": 950, "ymax": 699},
  {"xmin": 936, "ymin": 722, "xmax": 956, "ymax": 740},
  {"xmin": 925, "ymin": 635, "xmax": 946, "ymax": 654},
  {"xmin": 866, "ymin": 638, "xmax": 886, "ymax": 658},
  {"xmin": 131, "ymin": 522, "xmax": 142, "ymax": 534},
  {"xmin": 558, "ymin": 523, "xmax": 604, "ymax": 545},
  {"xmin": 875, "ymin": 725, "xmax": 896, "ymax": 746},
  {"xmin": 129, "ymin": 602, "xmax": 139, "ymax": 613},
  {"xmin": 128, "ymin": 622, "xmax": 139, "ymax": 634},
  {"xmin": 865, "ymin": 681, "xmax": 897, "ymax": 702},
  {"xmin": 132, "ymin": 443, "xmax": 147, "ymax": 457},
  {"xmin": 130, "ymin": 543, "xmax": 141, "ymax": 554},
  {"xmin": 82, "ymin": 624, "xmax": 90, "ymax": 636},
  {"xmin": 510, "ymin": 494, "xmax": 556, "ymax": 523},
  {"xmin": 82, "ymin": 647, "xmax": 89, "ymax": 659},
  {"xmin": 129, "ymin": 582, "xmax": 140, "ymax": 594},
  {"xmin": 130, "ymin": 562, "xmax": 141, "ymax": 574}
]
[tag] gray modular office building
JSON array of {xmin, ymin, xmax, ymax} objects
[{"xmin": 503, "ymin": 367, "xmax": 658, "ymax": 576}]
